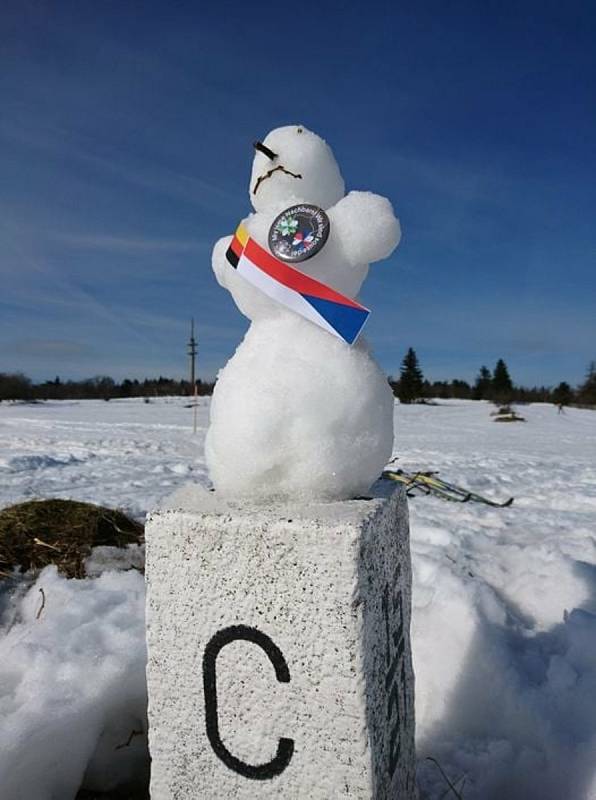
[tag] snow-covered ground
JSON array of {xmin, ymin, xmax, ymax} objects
[{"xmin": 1, "ymin": 397, "xmax": 595, "ymax": 799}]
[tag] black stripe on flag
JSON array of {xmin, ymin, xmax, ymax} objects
[{"xmin": 226, "ymin": 246, "xmax": 239, "ymax": 268}]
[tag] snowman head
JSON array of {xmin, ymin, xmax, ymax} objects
[
  {"xmin": 214, "ymin": 124, "xmax": 400, "ymax": 326},
  {"xmin": 250, "ymin": 125, "xmax": 345, "ymax": 212}
]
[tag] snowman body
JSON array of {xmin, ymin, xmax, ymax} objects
[{"xmin": 206, "ymin": 126, "xmax": 401, "ymax": 501}]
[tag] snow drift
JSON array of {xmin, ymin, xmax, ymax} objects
[
  {"xmin": 0, "ymin": 564, "xmax": 148, "ymax": 799},
  {"xmin": 0, "ymin": 397, "xmax": 595, "ymax": 798}
]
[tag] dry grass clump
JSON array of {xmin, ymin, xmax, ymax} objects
[
  {"xmin": 491, "ymin": 405, "xmax": 526, "ymax": 423},
  {"xmin": 0, "ymin": 499, "xmax": 144, "ymax": 579}
]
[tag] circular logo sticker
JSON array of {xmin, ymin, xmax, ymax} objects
[{"xmin": 268, "ymin": 204, "xmax": 330, "ymax": 263}]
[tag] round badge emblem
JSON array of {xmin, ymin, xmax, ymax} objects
[{"xmin": 268, "ymin": 204, "xmax": 330, "ymax": 263}]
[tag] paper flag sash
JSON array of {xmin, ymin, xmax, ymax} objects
[{"xmin": 225, "ymin": 224, "xmax": 369, "ymax": 345}]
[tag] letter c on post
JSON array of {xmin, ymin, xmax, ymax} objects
[{"xmin": 202, "ymin": 625, "xmax": 294, "ymax": 780}]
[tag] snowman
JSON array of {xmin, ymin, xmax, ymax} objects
[{"xmin": 205, "ymin": 125, "xmax": 401, "ymax": 501}]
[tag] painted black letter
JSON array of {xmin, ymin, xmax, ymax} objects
[{"xmin": 203, "ymin": 625, "xmax": 294, "ymax": 780}]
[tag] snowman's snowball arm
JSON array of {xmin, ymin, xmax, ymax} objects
[
  {"xmin": 212, "ymin": 234, "xmax": 233, "ymax": 289},
  {"xmin": 329, "ymin": 191, "xmax": 401, "ymax": 266}
]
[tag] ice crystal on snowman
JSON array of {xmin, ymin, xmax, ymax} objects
[{"xmin": 206, "ymin": 125, "xmax": 401, "ymax": 501}]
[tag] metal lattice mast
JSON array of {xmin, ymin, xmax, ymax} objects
[
  {"xmin": 188, "ymin": 318, "xmax": 198, "ymax": 393},
  {"xmin": 187, "ymin": 319, "xmax": 199, "ymax": 434}
]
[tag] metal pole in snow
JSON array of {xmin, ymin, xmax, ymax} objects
[
  {"xmin": 193, "ymin": 375, "xmax": 198, "ymax": 435},
  {"xmin": 188, "ymin": 318, "xmax": 199, "ymax": 434}
]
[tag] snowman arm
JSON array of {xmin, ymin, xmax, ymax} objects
[
  {"xmin": 329, "ymin": 191, "xmax": 401, "ymax": 266},
  {"xmin": 212, "ymin": 235, "xmax": 233, "ymax": 289}
]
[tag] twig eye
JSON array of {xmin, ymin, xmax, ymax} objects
[{"xmin": 253, "ymin": 141, "xmax": 277, "ymax": 160}]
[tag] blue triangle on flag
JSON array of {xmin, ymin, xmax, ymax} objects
[{"xmin": 303, "ymin": 294, "xmax": 369, "ymax": 345}]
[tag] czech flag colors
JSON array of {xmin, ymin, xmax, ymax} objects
[{"xmin": 225, "ymin": 224, "xmax": 370, "ymax": 346}]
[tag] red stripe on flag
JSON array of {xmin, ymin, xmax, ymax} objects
[
  {"xmin": 230, "ymin": 236, "xmax": 243, "ymax": 258},
  {"xmin": 244, "ymin": 238, "xmax": 366, "ymax": 310}
]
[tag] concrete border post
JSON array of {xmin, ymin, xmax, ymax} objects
[{"xmin": 145, "ymin": 483, "xmax": 417, "ymax": 799}]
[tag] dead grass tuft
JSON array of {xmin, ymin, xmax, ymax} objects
[{"xmin": 0, "ymin": 499, "xmax": 144, "ymax": 579}]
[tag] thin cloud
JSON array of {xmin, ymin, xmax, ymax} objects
[
  {"xmin": 53, "ymin": 232, "xmax": 209, "ymax": 254},
  {"xmin": 0, "ymin": 118, "xmax": 237, "ymax": 212},
  {"xmin": 7, "ymin": 338, "xmax": 94, "ymax": 357}
]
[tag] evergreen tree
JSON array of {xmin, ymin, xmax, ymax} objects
[
  {"xmin": 451, "ymin": 379, "xmax": 472, "ymax": 399},
  {"xmin": 473, "ymin": 366, "xmax": 492, "ymax": 400},
  {"xmin": 398, "ymin": 348, "xmax": 424, "ymax": 404},
  {"xmin": 0, "ymin": 373, "xmax": 32, "ymax": 401},
  {"xmin": 491, "ymin": 359, "xmax": 513, "ymax": 402},
  {"xmin": 552, "ymin": 381, "xmax": 573, "ymax": 407},
  {"xmin": 578, "ymin": 361, "xmax": 596, "ymax": 405}
]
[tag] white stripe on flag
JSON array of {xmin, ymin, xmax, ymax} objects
[{"xmin": 237, "ymin": 253, "xmax": 343, "ymax": 340}]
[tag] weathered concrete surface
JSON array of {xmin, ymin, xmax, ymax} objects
[{"xmin": 145, "ymin": 483, "xmax": 416, "ymax": 799}]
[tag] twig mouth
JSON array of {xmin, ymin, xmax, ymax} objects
[{"xmin": 253, "ymin": 164, "xmax": 302, "ymax": 195}]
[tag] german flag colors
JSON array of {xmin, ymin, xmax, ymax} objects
[
  {"xmin": 225, "ymin": 224, "xmax": 369, "ymax": 345},
  {"xmin": 225, "ymin": 224, "xmax": 250, "ymax": 269}
]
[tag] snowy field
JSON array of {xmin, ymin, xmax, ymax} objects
[{"xmin": 1, "ymin": 397, "xmax": 595, "ymax": 799}]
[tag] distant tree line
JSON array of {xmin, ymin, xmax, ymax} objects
[
  {"xmin": 390, "ymin": 350, "xmax": 596, "ymax": 407},
  {"xmin": 0, "ymin": 374, "xmax": 214, "ymax": 402},
  {"xmin": 1, "ymin": 358, "xmax": 595, "ymax": 408}
]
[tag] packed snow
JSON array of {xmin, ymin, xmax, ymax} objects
[
  {"xmin": 208, "ymin": 125, "xmax": 400, "ymax": 500},
  {"xmin": 206, "ymin": 317, "xmax": 395, "ymax": 501},
  {"xmin": 0, "ymin": 565, "xmax": 148, "ymax": 799},
  {"xmin": 1, "ymin": 397, "xmax": 595, "ymax": 799}
]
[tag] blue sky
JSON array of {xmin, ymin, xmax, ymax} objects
[{"xmin": 1, "ymin": 1, "xmax": 594, "ymax": 386}]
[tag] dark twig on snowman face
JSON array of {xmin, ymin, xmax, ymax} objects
[
  {"xmin": 252, "ymin": 165, "xmax": 303, "ymax": 195},
  {"xmin": 253, "ymin": 140, "xmax": 278, "ymax": 160}
]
